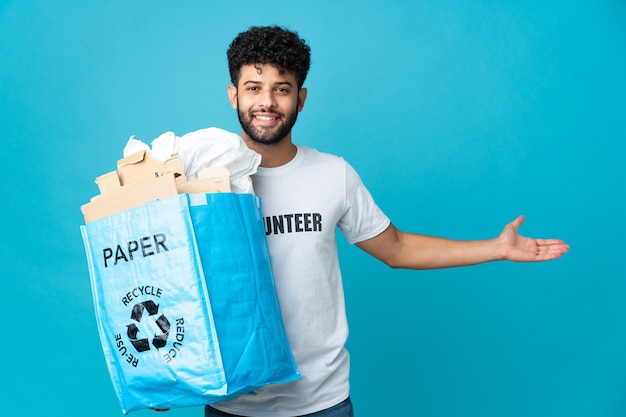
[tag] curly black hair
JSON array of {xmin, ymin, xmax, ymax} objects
[{"xmin": 227, "ymin": 25, "xmax": 311, "ymax": 89}]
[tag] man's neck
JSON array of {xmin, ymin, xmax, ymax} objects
[{"xmin": 243, "ymin": 135, "xmax": 297, "ymax": 168}]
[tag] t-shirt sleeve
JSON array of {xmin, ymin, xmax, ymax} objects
[{"xmin": 338, "ymin": 161, "xmax": 391, "ymax": 244}]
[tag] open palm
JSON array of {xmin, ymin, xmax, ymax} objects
[{"xmin": 498, "ymin": 215, "xmax": 569, "ymax": 262}]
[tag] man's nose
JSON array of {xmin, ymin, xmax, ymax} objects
[{"xmin": 259, "ymin": 90, "xmax": 276, "ymax": 108}]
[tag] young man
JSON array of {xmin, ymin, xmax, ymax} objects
[{"xmin": 205, "ymin": 26, "xmax": 569, "ymax": 417}]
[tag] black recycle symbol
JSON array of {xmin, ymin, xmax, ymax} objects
[{"xmin": 126, "ymin": 300, "xmax": 171, "ymax": 352}]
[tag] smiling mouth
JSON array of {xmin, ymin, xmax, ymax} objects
[{"xmin": 255, "ymin": 115, "xmax": 278, "ymax": 121}]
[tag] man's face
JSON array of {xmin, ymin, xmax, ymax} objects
[{"xmin": 228, "ymin": 64, "xmax": 307, "ymax": 145}]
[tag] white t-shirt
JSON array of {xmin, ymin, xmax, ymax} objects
[{"xmin": 211, "ymin": 146, "xmax": 390, "ymax": 417}]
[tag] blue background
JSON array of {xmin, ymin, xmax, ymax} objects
[{"xmin": 1, "ymin": 1, "xmax": 624, "ymax": 416}]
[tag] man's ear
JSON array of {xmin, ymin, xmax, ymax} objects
[
  {"xmin": 297, "ymin": 87, "xmax": 308, "ymax": 112},
  {"xmin": 227, "ymin": 84, "xmax": 238, "ymax": 109}
]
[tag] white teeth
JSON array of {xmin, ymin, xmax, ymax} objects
[{"xmin": 256, "ymin": 116, "xmax": 276, "ymax": 121}]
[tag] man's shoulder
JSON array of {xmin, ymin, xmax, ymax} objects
[{"xmin": 297, "ymin": 145, "xmax": 347, "ymax": 167}]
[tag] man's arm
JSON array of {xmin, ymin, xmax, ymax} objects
[{"xmin": 356, "ymin": 215, "xmax": 569, "ymax": 270}]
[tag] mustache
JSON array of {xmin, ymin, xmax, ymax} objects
[{"xmin": 252, "ymin": 109, "xmax": 284, "ymax": 117}]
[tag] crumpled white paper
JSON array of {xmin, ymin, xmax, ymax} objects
[{"xmin": 123, "ymin": 127, "xmax": 261, "ymax": 194}]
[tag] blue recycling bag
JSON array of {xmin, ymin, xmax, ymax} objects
[{"xmin": 80, "ymin": 193, "xmax": 299, "ymax": 414}]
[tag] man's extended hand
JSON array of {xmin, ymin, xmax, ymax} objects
[{"xmin": 498, "ymin": 215, "xmax": 570, "ymax": 262}]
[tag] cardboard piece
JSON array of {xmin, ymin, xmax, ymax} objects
[
  {"xmin": 179, "ymin": 166, "xmax": 231, "ymax": 194},
  {"xmin": 117, "ymin": 150, "xmax": 186, "ymax": 186},
  {"xmin": 81, "ymin": 152, "xmax": 232, "ymax": 223},
  {"xmin": 95, "ymin": 171, "xmax": 121, "ymax": 194},
  {"xmin": 82, "ymin": 173, "xmax": 179, "ymax": 223}
]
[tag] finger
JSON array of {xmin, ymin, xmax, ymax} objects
[
  {"xmin": 534, "ymin": 241, "xmax": 570, "ymax": 260},
  {"xmin": 536, "ymin": 239, "xmax": 570, "ymax": 253},
  {"xmin": 510, "ymin": 215, "xmax": 525, "ymax": 230},
  {"xmin": 536, "ymin": 238, "xmax": 568, "ymax": 246}
]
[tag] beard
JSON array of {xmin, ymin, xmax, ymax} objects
[{"xmin": 237, "ymin": 103, "xmax": 299, "ymax": 145}]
